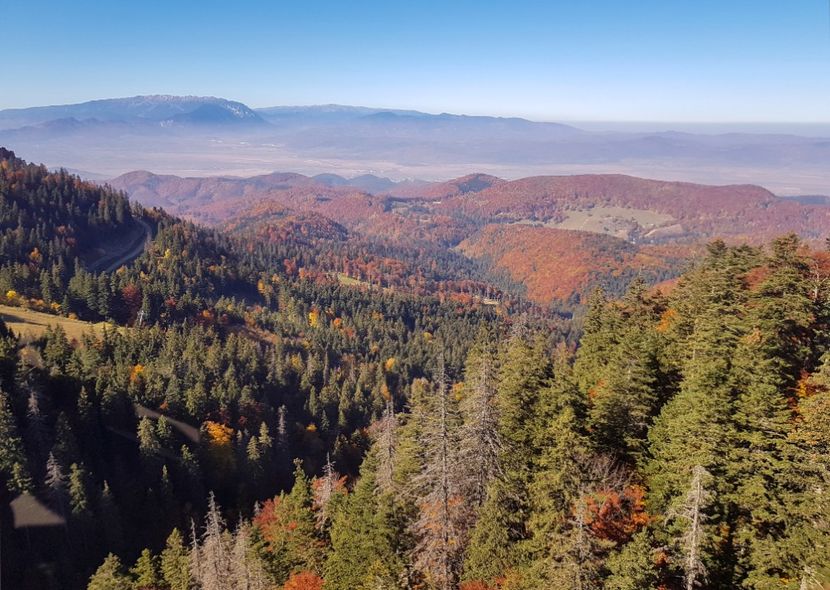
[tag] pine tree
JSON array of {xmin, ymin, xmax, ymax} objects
[
  {"xmin": 462, "ymin": 480, "xmax": 522, "ymax": 584},
  {"xmin": 584, "ymin": 282, "xmax": 667, "ymax": 462},
  {"xmin": 100, "ymin": 481, "xmax": 126, "ymax": 558},
  {"xmin": 463, "ymin": 332, "xmax": 551, "ymax": 583},
  {"xmin": 604, "ymin": 530, "xmax": 661, "ymax": 590},
  {"xmin": 324, "ymin": 451, "xmax": 403, "ymax": 590},
  {"xmin": 410, "ymin": 355, "xmax": 465, "ymax": 590},
  {"xmin": 25, "ymin": 389, "xmax": 47, "ymax": 459},
  {"xmin": 138, "ymin": 416, "xmax": 161, "ymax": 473},
  {"xmin": 0, "ymin": 387, "xmax": 30, "ymax": 493},
  {"xmin": 161, "ymin": 528, "xmax": 192, "ymax": 590},
  {"xmin": 87, "ymin": 554, "xmax": 132, "ymax": 590},
  {"xmin": 374, "ymin": 399, "xmax": 397, "ymax": 496},
  {"xmin": 156, "ymin": 415, "xmax": 174, "ymax": 449},
  {"xmin": 730, "ymin": 236, "xmax": 814, "ymax": 587},
  {"xmin": 69, "ymin": 462, "xmax": 91, "ymax": 517},
  {"xmin": 231, "ymin": 521, "xmax": 271, "ymax": 590},
  {"xmin": 254, "ymin": 461, "xmax": 325, "ymax": 584},
  {"xmin": 525, "ymin": 453, "xmax": 625, "ymax": 590},
  {"xmin": 787, "ymin": 355, "xmax": 830, "ymax": 586},
  {"xmin": 525, "ymin": 408, "xmax": 593, "ymax": 568},
  {"xmin": 312, "ymin": 453, "xmax": 341, "ymax": 531},
  {"xmin": 130, "ymin": 548, "xmax": 160, "ymax": 590},
  {"xmin": 645, "ymin": 244, "xmax": 747, "ymax": 585},
  {"xmin": 191, "ymin": 492, "xmax": 234, "ymax": 590}
]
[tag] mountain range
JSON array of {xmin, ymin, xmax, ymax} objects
[
  {"xmin": 108, "ymin": 167, "xmax": 830, "ymax": 304},
  {"xmin": 1, "ymin": 95, "xmax": 828, "ymax": 195}
]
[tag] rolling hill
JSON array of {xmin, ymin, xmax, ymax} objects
[{"xmin": 107, "ymin": 168, "xmax": 830, "ymax": 305}]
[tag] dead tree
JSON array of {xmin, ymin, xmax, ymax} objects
[
  {"xmin": 459, "ymin": 352, "xmax": 502, "ymax": 508},
  {"xmin": 374, "ymin": 399, "xmax": 397, "ymax": 496},
  {"xmin": 411, "ymin": 354, "xmax": 464, "ymax": 590},
  {"xmin": 669, "ymin": 465, "xmax": 712, "ymax": 590}
]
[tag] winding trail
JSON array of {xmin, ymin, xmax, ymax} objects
[{"xmin": 88, "ymin": 219, "xmax": 152, "ymax": 273}]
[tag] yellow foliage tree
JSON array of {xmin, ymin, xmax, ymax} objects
[
  {"xmin": 204, "ymin": 421, "xmax": 235, "ymax": 473},
  {"xmin": 129, "ymin": 364, "xmax": 145, "ymax": 383}
]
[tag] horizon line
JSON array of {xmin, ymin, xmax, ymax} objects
[{"xmin": 2, "ymin": 95, "xmax": 830, "ymax": 127}]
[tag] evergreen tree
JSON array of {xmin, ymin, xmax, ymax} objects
[
  {"xmin": 645, "ymin": 243, "xmax": 748, "ymax": 585},
  {"xmin": 583, "ymin": 282, "xmax": 667, "ymax": 462},
  {"xmin": 669, "ymin": 466, "xmax": 712, "ymax": 590},
  {"xmin": 87, "ymin": 554, "xmax": 132, "ymax": 590},
  {"xmin": 191, "ymin": 492, "xmax": 235, "ymax": 590},
  {"xmin": 0, "ymin": 387, "xmax": 30, "ymax": 493},
  {"xmin": 160, "ymin": 528, "xmax": 192, "ymax": 590},
  {"xmin": 604, "ymin": 530, "xmax": 661, "ymax": 590},
  {"xmin": 254, "ymin": 461, "xmax": 325, "ymax": 584},
  {"xmin": 464, "ymin": 332, "xmax": 551, "ymax": 583},
  {"xmin": 524, "ymin": 408, "xmax": 593, "ymax": 577},
  {"xmin": 374, "ymin": 399, "xmax": 398, "ymax": 496},
  {"xmin": 231, "ymin": 522, "xmax": 271, "ymax": 590},
  {"xmin": 100, "ymin": 481, "xmax": 126, "ymax": 558},
  {"xmin": 130, "ymin": 548, "xmax": 160, "ymax": 590},
  {"xmin": 324, "ymin": 453, "xmax": 403, "ymax": 590},
  {"xmin": 729, "ymin": 236, "xmax": 814, "ymax": 587}
]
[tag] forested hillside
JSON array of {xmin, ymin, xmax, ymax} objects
[
  {"xmin": 79, "ymin": 236, "xmax": 830, "ymax": 590},
  {"xmin": 1, "ymin": 148, "xmax": 829, "ymax": 590},
  {"xmin": 111, "ymin": 168, "xmax": 830, "ymax": 306},
  {"xmin": 0, "ymin": 149, "xmax": 519, "ymax": 589}
]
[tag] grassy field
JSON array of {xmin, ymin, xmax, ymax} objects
[
  {"xmin": 336, "ymin": 273, "xmax": 368, "ymax": 287},
  {"xmin": 517, "ymin": 206, "xmax": 675, "ymax": 240},
  {"xmin": 0, "ymin": 304, "xmax": 117, "ymax": 342}
]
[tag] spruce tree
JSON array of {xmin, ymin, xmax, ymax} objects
[
  {"xmin": 161, "ymin": 528, "xmax": 192, "ymax": 590},
  {"xmin": 410, "ymin": 355, "xmax": 465, "ymax": 590},
  {"xmin": 87, "ymin": 554, "xmax": 132, "ymax": 590},
  {"xmin": 645, "ymin": 243, "xmax": 747, "ymax": 586},
  {"xmin": 463, "ymin": 332, "xmax": 550, "ymax": 584},
  {"xmin": 729, "ymin": 236, "xmax": 814, "ymax": 587},
  {"xmin": 0, "ymin": 387, "xmax": 30, "ymax": 493},
  {"xmin": 130, "ymin": 548, "xmax": 160, "ymax": 590},
  {"xmin": 604, "ymin": 530, "xmax": 661, "ymax": 590},
  {"xmin": 583, "ymin": 281, "xmax": 668, "ymax": 462},
  {"xmin": 324, "ymin": 452, "xmax": 403, "ymax": 590}
]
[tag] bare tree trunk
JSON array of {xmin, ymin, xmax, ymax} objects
[
  {"xmin": 411, "ymin": 353, "xmax": 462, "ymax": 590},
  {"xmin": 375, "ymin": 399, "xmax": 397, "ymax": 495},
  {"xmin": 678, "ymin": 465, "xmax": 711, "ymax": 590}
]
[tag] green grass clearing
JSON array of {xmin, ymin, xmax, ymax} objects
[{"xmin": 0, "ymin": 304, "xmax": 119, "ymax": 342}]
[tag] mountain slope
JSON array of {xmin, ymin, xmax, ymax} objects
[
  {"xmin": 107, "ymin": 168, "xmax": 830, "ymax": 304},
  {"xmin": 0, "ymin": 95, "xmax": 265, "ymax": 130}
]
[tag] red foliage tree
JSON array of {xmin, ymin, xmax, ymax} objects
[{"xmin": 282, "ymin": 571, "xmax": 324, "ymax": 590}]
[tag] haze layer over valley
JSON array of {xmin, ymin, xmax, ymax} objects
[{"xmin": 2, "ymin": 95, "xmax": 828, "ymax": 195}]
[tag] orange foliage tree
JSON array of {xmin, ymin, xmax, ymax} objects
[{"xmin": 282, "ymin": 570, "xmax": 324, "ymax": 590}]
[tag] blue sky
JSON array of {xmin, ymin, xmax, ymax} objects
[{"xmin": 4, "ymin": 0, "xmax": 829, "ymax": 121}]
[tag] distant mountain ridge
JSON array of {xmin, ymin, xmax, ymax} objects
[
  {"xmin": 0, "ymin": 96, "xmax": 576, "ymax": 132},
  {"xmin": 2, "ymin": 95, "xmax": 829, "ymax": 195},
  {"xmin": 0, "ymin": 95, "xmax": 264, "ymax": 130}
]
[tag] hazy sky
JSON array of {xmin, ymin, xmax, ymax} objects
[{"xmin": 4, "ymin": 0, "xmax": 830, "ymax": 122}]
